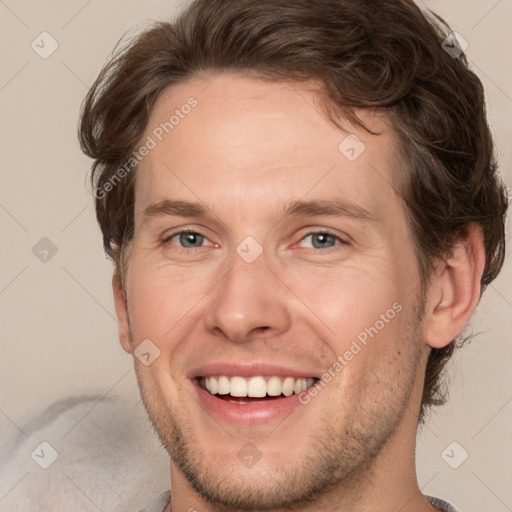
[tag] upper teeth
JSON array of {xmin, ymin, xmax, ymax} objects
[{"xmin": 200, "ymin": 376, "xmax": 316, "ymax": 397}]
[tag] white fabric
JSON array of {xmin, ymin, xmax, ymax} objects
[
  {"xmin": 137, "ymin": 490, "xmax": 171, "ymax": 512},
  {"xmin": 0, "ymin": 394, "xmax": 169, "ymax": 512}
]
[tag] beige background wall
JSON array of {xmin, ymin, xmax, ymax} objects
[{"xmin": 1, "ymin": 1, "xmax": 511, "ymax": 510}]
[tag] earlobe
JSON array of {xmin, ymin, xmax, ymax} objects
[
  {"xmin": 424, "ymin": 224, "xmax": 486, "ymax": 349},
  {"xmin": 112, "ymin": 272, "xmax": 133, "ymax": 354}
]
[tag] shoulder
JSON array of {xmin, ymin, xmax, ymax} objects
[{"xmin": 426, "ymin": 495, "xmax": 459, "ymax": 512}]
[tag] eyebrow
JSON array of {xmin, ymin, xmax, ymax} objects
[
  {"xmin": 143, "ymin": 200, "xmax": 208, "ymax": 222},
  {"xmin": 141, "ymin": 198, "xmax": 376, "ymax": 224},
  {"xmin": 282, "ymin": 198, "xmax": 376, "ymax": 221}
]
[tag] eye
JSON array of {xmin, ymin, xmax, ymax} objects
[
  {"xmin": 165, "ymin": 231, "xmax": 209, "ymax": 248},
  {"xmin": 298, "ymin": 232, "xmax": 343, "ymax": 249}
]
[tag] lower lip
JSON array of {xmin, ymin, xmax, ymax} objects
[{"xmin": 191, "ymin": 379, "xmax": 306, "ymax": 426}]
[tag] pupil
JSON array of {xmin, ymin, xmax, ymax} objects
[
  {"xmin": 313, "ymin": 233, "xmax": 333, "ymax": 248},
  {"xmin": 181, "ymin": 232, "xmax": 202, "ymax": 247}
]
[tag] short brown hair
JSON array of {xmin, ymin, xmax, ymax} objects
[{"xmin": 79, "ymin": 0, "xmax": 508, "ymax": 422}]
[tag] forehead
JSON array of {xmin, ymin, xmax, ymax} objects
[{"xmin": 133, "ymin": 73, "xmax": 401, "ymax": 220}]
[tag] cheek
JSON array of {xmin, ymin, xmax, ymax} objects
[
  {"xmin": 282, "ymin": 258, "xmax": 414, "ymax": 403},
  {"xmin": 126, "ymin": 253, "xmax": 214, "ymax": 343},
  {"xmin": 283, "ymin": 259, "xmax": 404, "ymax": 343},
  {"xmin": 315, "ymin": 302, "xmax": 418, "ymax": 424}
]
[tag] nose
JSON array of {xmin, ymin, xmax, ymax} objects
[{"xmin": 204, "ymin": 252, "xmax": 292, "ymax": 344}]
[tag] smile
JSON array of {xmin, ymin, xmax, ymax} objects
[{"xmin": 198, "ymin": 375, "xmax": 318, "ymax": 403}]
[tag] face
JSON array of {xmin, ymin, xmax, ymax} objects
[{"xmin": 117, "ymin": 73, "xmax": 429, "ymax": 510}]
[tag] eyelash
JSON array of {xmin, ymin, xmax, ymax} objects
[
  {"xmin": 163, "ymin": 230, "xmax": 216, "ymax": 251},
  {"xmin": 296, "ymin": 230, "xmax": 347, "ymax": 251},
  {"xmin": 162, "ymin": 229, "xmax": 347, "ymax": 252}
]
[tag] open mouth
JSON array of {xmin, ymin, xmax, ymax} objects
[{"xmin": 197, "ymin": 375, "xmax": 319, "ymax": 404}]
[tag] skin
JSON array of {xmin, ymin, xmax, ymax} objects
[{"xmin": 112, "ymin": 73, "xmax": 485, "ymax": 512}]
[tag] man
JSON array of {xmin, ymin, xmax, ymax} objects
[{"xmin": 78, "ymin": 0, "xmax": 507, "ymax": 511}]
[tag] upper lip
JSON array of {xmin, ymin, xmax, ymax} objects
[{"xmin": 188, "ymin": 362, "xmax": 321, "ymax": 379}]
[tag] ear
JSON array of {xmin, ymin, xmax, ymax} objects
[
  {"xmin": 423, "ymin": 224, "xmax": 486, "ymax": 349},
  {"xmin": 112, "ymin": 271, "xmax": 133, "ymax": 354}
]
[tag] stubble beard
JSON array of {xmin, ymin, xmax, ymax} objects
[{"xmin": 131, "ymin": 298, "xmax": 425, "ymax": 511}]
